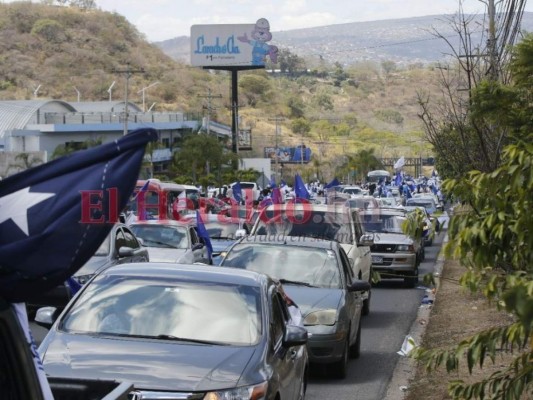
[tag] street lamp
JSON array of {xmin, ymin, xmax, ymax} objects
[
  {"xmin": 138, "ymin": 81, "xmax": 159, "ymax": 112},
  {"xmin": 107, "ymin": 81, "xmax": 116, "ymax": 102}
]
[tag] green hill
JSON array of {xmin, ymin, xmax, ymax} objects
[{"xmin": 0, "ymin": 1, "xmax": 437, "ymax": 176}]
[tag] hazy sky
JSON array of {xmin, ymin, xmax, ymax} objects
[{"xmin": 4, "ymin": 0, "xmax": 533, "ymax": 42}]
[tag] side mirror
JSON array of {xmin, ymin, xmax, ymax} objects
[
  {"xmin": 282, "ymin": 325, "xmax": 308, "ymax": 347},
  {"xmin": 137, "ymin": 237, "xmax": 145, "ymax": 246},
  {"xmin": 348, "ymin": 280, "xmax": 371, "ymax": 293},
  {"xmin": 358, "ymin": 233, "xmax": 374, "ymax": 247},
  {"xmin": 192, "ymin": 243, "xmax": 204, "ymax": 251},
  {"xmin": 235, "ymin": 228, "xmax": 247, "ymax": 238},
  {"xmin": 34, "ymin": 307, "xmax": 60, "ymax": 329},
  {"xmin": 118, "ymin": 246, "xmax": 134, "ymax": 258}
]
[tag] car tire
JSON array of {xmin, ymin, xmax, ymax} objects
[
  {"xmin": 404, "ymin": 268, "xmax": 419, "ymax": 288},
  {"xmin": 362, "ymin": 289, "xmax": 371, "ymax": 316},
  {"xmin": 332, "ymin": 337, "xmax": 349, "ymax": 379},
  {"xmin": 349, "ymin": 322, "xmax": 362, "ymax": 359}
]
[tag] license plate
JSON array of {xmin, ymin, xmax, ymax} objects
[{"xmin": 372, "ymin": 256, "xmax": 383, "ymax": 264}]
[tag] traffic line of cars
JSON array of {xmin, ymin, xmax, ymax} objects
[{"xmin": 32, "ymin": 198, "xmax": 435, "ymax": 399}]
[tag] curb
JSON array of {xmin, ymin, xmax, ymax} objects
[{"xmin": 383, "ymin": 230, "xmax": 448, "ymax": 400}]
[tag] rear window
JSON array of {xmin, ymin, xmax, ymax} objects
[{"xmin": 253, "ymin": 208, "xmax": 353, "ymax": 244}]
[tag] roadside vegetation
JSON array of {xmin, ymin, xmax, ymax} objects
[{"xmin": 405, "ymin": 4, "xmax": 532, "ymax": 398}]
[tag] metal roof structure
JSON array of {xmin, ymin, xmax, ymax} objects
[{"xmin": 0, "ymin": 100, "xmax": 75, "ymax": 139}]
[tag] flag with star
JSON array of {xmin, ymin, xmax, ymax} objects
[{"xmin": 0, "ymin": 128, "xmax": 157, "ymax": 302}]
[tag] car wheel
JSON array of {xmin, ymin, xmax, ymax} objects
[
  {"xmin": 362, "ymin": 289, "xmax": 371, "ymax": 316},
  {"xmin": 332, "ymin": 337, "xmax": 349, "ymax": 379},
  {"xmin": 349, "ymin": 322, "xmax": 361, "ymax": 359},
  {"xmin": 404, "ymin": 268, "xmax": 419, "ymax": 288}
]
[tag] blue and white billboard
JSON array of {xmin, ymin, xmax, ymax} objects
[{"xmin": 191, "ymin": 18, "xmax": 278, "ymax": 67}]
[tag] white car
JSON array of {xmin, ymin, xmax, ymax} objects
[{"xmin": 129, "ymin": 219, "xmax": 211, "ymax": 264}]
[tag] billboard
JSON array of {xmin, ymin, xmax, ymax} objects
[
  {"xmin": 264, "ymin": 146, "xmax": 312, "ymax": 164},
  {"xmin": 191, "ymin": 18, "xmax": 278, "ymax": 67},
  {"xmin": 238, "ymin": 128, "xmax": 252, "ymax": 151}
]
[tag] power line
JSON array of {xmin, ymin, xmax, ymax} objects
[{"xmin": 112, "ymin": 63, "xmax": 145, "ymax": 135}]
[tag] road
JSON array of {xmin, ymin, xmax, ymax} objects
[
  {"xmin": 305, "ymin": 225, "xmax": 446, "ymax": 400},
  {"xmin": 30, "ymin": 219, "xmax": 447, "ymax": 400}
]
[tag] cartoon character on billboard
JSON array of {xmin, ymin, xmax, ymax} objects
[{"xmin": 238, "ymin": 18, "xmax": 278, "ymax": 66}]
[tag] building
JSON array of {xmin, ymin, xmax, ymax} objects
[{"xmin": 0, "ymin": 100, "xmax": 232, "ymax": 177}]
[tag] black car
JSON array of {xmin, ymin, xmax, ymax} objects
[
  {"xmin": 220, "ymin": 235, "xmax": 371, "ymax": 378},
  {"xmin": 27, "ymin": 223, "xmax": 149, "ymax": 314},
  {"xmin": 36, "ymin": 263, "xmax": 309, "ymax": 400}
]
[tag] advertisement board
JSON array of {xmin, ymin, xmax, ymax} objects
[
  {"xmin": 264, "ymin": 146, "xmax": 312, "ymax": 163},
  {"xmin": 190, "ymin": 18, "xmax": 278, "ymax": 68},
  {"xmin": 238, "ymin": 128, "xmax": 252, "ymax": 151}
]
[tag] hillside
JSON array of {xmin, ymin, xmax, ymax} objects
[
  {"xmin": 155, "ymin": 13, "xmax": 533, "ymax": 66},
  {"xmin": 0, "ymin": 2, "xmax": 475, "ymax": 176}
]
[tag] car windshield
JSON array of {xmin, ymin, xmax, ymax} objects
[
  {"xmin": 254, "ymin": 209, "xmax": 353, "ymax": 244},
  {"xmin": 60, "ymin": 275, "xmax": 262, "ymax": 346},
  {"xmin": 130, "ymin": 225, "xmax": 188, "ymax": 249},
  {"xmin": 361, "ymin": 214, "xmax": 405, "ymax": 234},
  {"xmin": 221, "ymin": 244, "xmax": 341, "ymax": 289},
  {"xmin": 343, "ymin": 187, "xmax": 362, "ymax": 195}
]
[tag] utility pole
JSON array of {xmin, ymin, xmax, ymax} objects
[
  {"xmin": 269, "ymin": 116, "xmax": 284, "ymax": 182},
  {"xmin": 198, "ymin": 89, "xmax": 222, "ymax": 134},
  {"xmin": 487, "ymin": 0, "xmax": 498, "ymax": 81},
  {"xmin": 112, "ymin": 63, "xmax": 145, "ymax": 135}
]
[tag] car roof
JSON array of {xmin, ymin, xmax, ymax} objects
[
  {"xmin": 235, "ymin": 235, "xmax": 338, "ymax": 250},
  {"xmin": 130, "ymin": 219, "xmax": 195, "ymax": 227},
  {"xmin": 100, "ymin": 262, "xmax": 268, "ymax": 287},
  {"xmin": 262, "ymin": 203, "xmax": 348, "ymax": 211}
]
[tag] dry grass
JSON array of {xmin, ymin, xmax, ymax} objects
[{"xmin": 404, "ymin": 258, "xmax": 528, "ymax": 400}]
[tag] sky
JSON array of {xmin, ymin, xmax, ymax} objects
[{"xmin": 4, "ymin": 0, "xmax": 533, "ymax": 42}]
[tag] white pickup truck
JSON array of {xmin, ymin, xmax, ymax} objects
[{"xmin": 251, "ymin": 203, "xmax": 374, "ymax": 315}]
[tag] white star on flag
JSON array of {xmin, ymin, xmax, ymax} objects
[{"xmin": 0, "ymin": 187, "xmax": 55, "ymax": 236}]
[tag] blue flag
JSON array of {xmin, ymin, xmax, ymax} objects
[
  {"xmin": 294, "ymin": 174, "xmax": 310, "ymax": 199},
  {"xmin": 269, "ymin": 176, "xmax": 277, "ymax": 188},
  {"xmin": 196, "ymin": 210, "xmax": 213, "ymax": 262},
  {"xmin": 0, "ymin": 128, "xmax": 157, "ymax": 302},
  {"xmin": 232, "ymin": 181, "xmax": 242, "ymax": 203},
  {"xmin": 324, "ymin": 177, "xmax": 341, "ymax": 189},
  {"xmin": 280, "ymin": 179, "xmax": 287, "ymax": 188}
]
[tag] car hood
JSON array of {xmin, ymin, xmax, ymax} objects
[
  {"xmin": 146, "ymin": 247, "xmax": 188, "ymax": 263},
  {"xmin": 41, "ymin": 332, "xmax": 257, "ymax": 391},
  {"xmin": 73, "ymin": 256, "xmax": 109, "ymax": 276},
  {"xmin": 372, "ymin": 233, "xmax": 413, "ymax": 245},
  {"xmin": 281, "ymin": 286, "xmax": 342, "ymax": 316}
]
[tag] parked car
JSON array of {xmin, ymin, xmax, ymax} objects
[
  {"xmin": 129, "ymin": 219, "xmax": 211, "ymax": 264},
  {"xmin": 26, "ymin": 223, "xmax": 149, "ymax": 314},
  {"xmin": 376, "ymin": 196, "xmax": 401, "ymax": 208},
  {"xmin": 360, "ymin": 209, "xmax": 423, "ymax": 287},
  {"xmin": 220, "ymin": 236, "xmax": 371, "ymax": 378},
  {"xmin": 36, "ymin": 263, "xmax": 309, "ymax": 400},
  {"xmin": 405, "ymin": 197, "xmax": 441, "ymax": 231},
  {"xmin": 251, "ymin": 202, "xmax": 374, "ymax": 315}
]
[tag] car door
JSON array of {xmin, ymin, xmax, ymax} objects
[
  {"xmin": 350, "ymin": 210, "xmax": 372, "ymax": 282},
  {"xmin": 338, "ymin": 246, "xmax": 363, "ymax": 347},
  {"xmin": 269, "ymin": 289, "xmax": 302, "ymax": 400}
]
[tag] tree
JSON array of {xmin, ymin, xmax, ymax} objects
[
  {"xmin": 417, "ymin": 3, "xmax": 527, "ymax": 178},
  {"xmin": 286, "ymin": 96, "xmax": 306, "ymax": 119},
  {"xmin": 411, "ymin": 32, "xmax": 533, "ymax": 400},
  {"xmin": 291, "ymin": 118, "xmax": 311, "ymax": 137},
  {"xmin": 51, "ymin": 138, "xmax": 102, "ymax": 159}
]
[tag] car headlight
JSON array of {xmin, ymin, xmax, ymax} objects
[
  {"xmin": 204, "ymin": 381, "xmax": 268, "ymax": 400},
  {"xmin": 304, "ymin": 309, "xmax": 337, "ymax": 326},
  {"xmin": 396, "ymin": 244, "xmax": 414, "ymax": 252}
]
